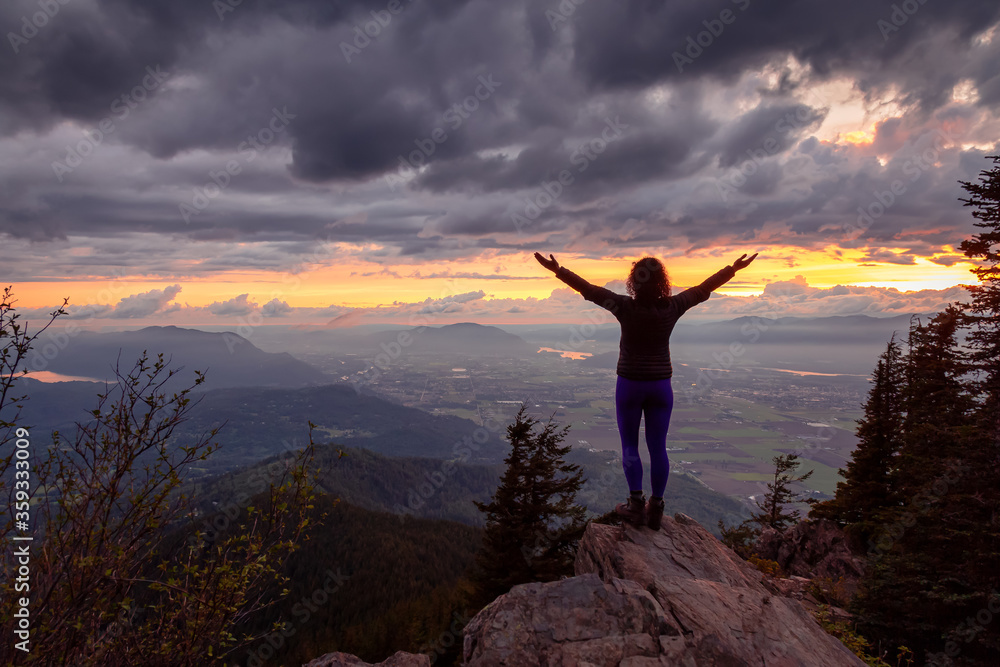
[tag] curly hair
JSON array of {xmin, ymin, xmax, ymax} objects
[{"xmin": 626, "ymin": 256, "xmax": 670, "ymax": 302}]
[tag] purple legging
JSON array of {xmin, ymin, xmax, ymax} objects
[{"xmin": 615, "ymin": 375, "xmax": 674, "ymax": 497}]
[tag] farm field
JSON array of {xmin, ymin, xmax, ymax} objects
[{"xmin": 385, "ymin": 351, "xmax": 869, "ymax": 506}]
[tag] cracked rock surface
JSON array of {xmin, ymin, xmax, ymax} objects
[
  {"xmin": 462, "ymin": 514, "xmax": 865, "ymax": 667},
  {"xmin": 303, "ymin": 651, "xmax": 430, "ymax": 667}
]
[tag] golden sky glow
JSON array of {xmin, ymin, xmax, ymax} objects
[
  {"xmin": 11, "ymin": 245, "xmax": 978, "ymax": 315},
  {"xmin": 4, "ymin": 76, "xmax": 987, "ymax": 322},
  {"xmin": 839, "ymin": 126, "xmax": 876, "ymax": 146},
  {"xmin": 3, "ymin": 6, "xmax": 997, "ymax": 329}
]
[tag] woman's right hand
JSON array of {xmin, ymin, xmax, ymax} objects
[
  {"xmin": 732, "ymin": 253, "xmax": 758, "ymax": 271},
  {"xmin": 534, "ymin": 252, "xmax": 560, "ymax": 272}
]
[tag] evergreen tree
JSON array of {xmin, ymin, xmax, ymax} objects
[
  {"xmin": 853, "ymin": 290, "xmax": 996, "ymax": 664},
  {"xmin": 807, "ymin": 157, "xmax": 1000, "ymax": 663},
  {"xmin": 720, "ymin": 453, "xmax": 813, "ymax": 556},
  {"xmin": 471, "ymin": 405, "xmax": 586, "ymax": 607},
  {"xmin": 894, "ymin": 306, "xmax": 972, "ymax": 496},
  {"xmin": 938, "ymin": 155, "xmax": 1000, "ymax": 663},
  {"xmin": 958, "ymin": 154, "xmax": 1000, "ymax": 439},
  {"xmin": 810, "ymin": 336, "xmax": 904, "ymax": 540},
  {"xmin": 752, "ymin": 453, "xmax": 814, "ymax": 531}
]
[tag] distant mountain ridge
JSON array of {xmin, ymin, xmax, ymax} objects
[
  {"xmin": 379, "ymin": 322, "xmax": 532, "ymax": 356},
  {"xmin": 535, "ymin": 313, "xmax": 924, "ymax": 346},
  {"xmin": 675, "ymin": 313, "xmax": 922, "ymax": 346},
  {"xmin": 571, "ymin": 314, "xmax": 924, "ymax": 375},
  {"xmin": 14, "ymin": 379, "xmax": 507, "ymax": 478},
  {"xmin": 289, "ymin": 321, "xmax": 534, "ymax": 357},
  {"xmin": 192, "ymin": 443, "xmax": 747, "ymax": 535},
  {"xmin": 33, "ymin": 325, "xmax": 330, "ymax": 390}
]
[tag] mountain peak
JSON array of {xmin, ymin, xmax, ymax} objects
[
  {"xmin": 440, "ymin": 322, "xmax": 485, "ymax": 328},
  {"xmin": 39, "ymin": 326, "xmax": 326, "ymax": 390},
  {"xmin": 308, "ymin": 515, "xmax": 864, "ymax": 666},
  {"xmin": 463, "ymin": 516, "xmax": 864, "ymax": 665}
]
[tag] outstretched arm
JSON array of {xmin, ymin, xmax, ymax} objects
[
  {"xmin": 534, "ymin": 251, "xmax": 595, "ymax": 294},
  {"xmin": 674, "ymin": 253, "xmax": 758, "ymax": 312},
  {"xmin": 534, "ymin": 252, "xmax": 624, "ymax": 313}
]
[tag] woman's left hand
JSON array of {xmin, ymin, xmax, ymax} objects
[
  {"xmin": 534, "ymin": 252, "xmax": 560, "ymax": 272},
  {"xmin": 733, "ymin": 253, "xmax": 758, "ymax": 271}
]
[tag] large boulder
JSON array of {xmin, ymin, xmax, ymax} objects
[
  {"xmin": 462, "ymin": 573, "xmax": 669, "ymax": 665},
  {"xmin": 463, "ymin": 514, "xmax": 865, "ymax": 666},
  {"xmin": 303, "ymin": 651, "xmax": 430, "ymax": 667},
  {"xmin": 754, "ymin": 519, "xmax": 866, "ymax": 595}
]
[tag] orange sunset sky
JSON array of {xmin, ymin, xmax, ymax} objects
[{"xmin": 3, "ymin": 4, "xmax": 998, "ymax": 328}]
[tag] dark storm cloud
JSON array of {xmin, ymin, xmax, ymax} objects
[
  {"xmin": 284, "ymin": 2, "xmax": 516, "ymax": 182},
  {"xmin": 0, "ymin": 0, "xmax": 363, "ymax": 133},
  {"xmin": 4, "ymin": 0, "xmax": 997, "ymax": 166},
  {"xmin": 2, "ymin": 0, "xmax": 482, "ymax": 169},
  {"xmin": 415, "ymin": 93, "xmax": 719, "ymax": 198},
  {"xmin": 713, "ymin": 103, "xmax": 825, "ymax": 168},
  {"xmin": 570, "ymin": 0, "xmax": 1000, "ymax": 108},
  {"xmin": 1, "ymin": 0, "xmax": 998, "ymax": 277}
]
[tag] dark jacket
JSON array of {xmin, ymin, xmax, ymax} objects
[{"xmin": 555, "ymin": 265, "xmax": 736, "ymax": 380}]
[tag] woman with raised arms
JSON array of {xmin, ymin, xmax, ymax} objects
[{"xmin": 534, "ymin": 251, "xmax": 758, "ymax": 529}]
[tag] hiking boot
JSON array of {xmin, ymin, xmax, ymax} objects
[
  {"xmin": 615, "ymin": 492, "xmax": 646, "ymax": 527},
  {"xmin": 646, "ymin": 496, "xmax": 665, "ymax": 531}
]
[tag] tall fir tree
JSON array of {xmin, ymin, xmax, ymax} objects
[
  {"xmin": 853, "ymin": 284, "xmax": 997, "ymax": 664},
  {"xmin": 810, "ymin": 335, "xmax": 904, "ymax": 541},
  {"xmin": 958, "ymin": 154, "xmax": 1000, "ymax": 440},
  {"xmin": 471, "ymin": 405, "xmax": 587, "ymax": 608},
  {"xmin": 894, "ymin": 306, "xmax": 972, "ymax": 496},
  {"xmin": 797, "ymin": 157, "xmax": 1000, "ymax": 663},
  {"xmin": 752, "ymin": 453, "xmax": 813, "ymax": 531},
  {"xmin": 943, "ymin": 154, "xmax": 1000, "ymax": 663},
  {"xmin": 719, "ymin": 454, "xmax": 813, "ymax": 556}
]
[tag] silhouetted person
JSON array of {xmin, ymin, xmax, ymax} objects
[{"xmin": 534, "ymin": 251, "xmax": 758, "ymax": 529}]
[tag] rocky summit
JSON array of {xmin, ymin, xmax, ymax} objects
[
  {"xmin": 462, "ymin": 514, "xmax": 864, "ymax": 666},
  {"xmin": 308, "ymin": 513, "xmax": 865, "ymax": 666}
]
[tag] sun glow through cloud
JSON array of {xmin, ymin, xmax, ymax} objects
[
  {"xmin": 1, "ymin": 2, "xmax": 997, "ymax": 328},
  {"xmin": 840, "ymin": 126, "xmax": 876, "ymax": 146}
]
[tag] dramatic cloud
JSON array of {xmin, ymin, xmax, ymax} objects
[
  {"xmin": 111, "ymin": 284, "xmax": 182, "ymax": 319},
  {"xmin": 414, "ymin": 290, "xmax": 487, "ymax": 315},
  {"xmin": 705, "ymin": 278, "xmax": 972, "ymax": 319},
  {"xmin": 56, "ymin": 284, "xmax": 181, "ymax": 320},
  {"xmin": 205, "ymin": 293, "xmax": 257, "ymax": 316},
  {"xmin": 25, "ymin": 279, "xmax": 973, "ymax": 329},
  {"xmin": 2, "ymin": 0, "xmax": 998, "ymax": 316},
  {"xmin": 261, "ymin": 298, "xmax": 292, "ymax": 317}
]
